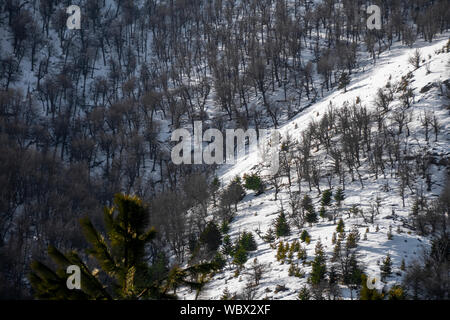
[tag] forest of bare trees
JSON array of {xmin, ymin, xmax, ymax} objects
[{"xmin": 0, "ymin": 0, "xmax": 449, "ymax": 299}]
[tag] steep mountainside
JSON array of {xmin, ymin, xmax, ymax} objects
[{"xmin": 179, "ymin": 36, "xmax": 450, "ymax": 300}]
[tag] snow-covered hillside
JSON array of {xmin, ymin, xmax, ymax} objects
[
  {"xmin": 1, "ymin": 0, "xmax": 449, "ymax": 300},
  {"xmin": 179, "ymin": 35, "xmax": 450, "ymax": 300}
]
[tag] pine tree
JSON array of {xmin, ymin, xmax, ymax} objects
[
  {"xmin": 349, "ymin": 204, "xmax": 360, "ymax": 218},
  {"xmin": 300, "ymin": 230, "xmax": 310, "ymax": 243},
  {"xmin": 221, "ymin": 287, "xmax": 232, "ymax": 300},
  {"xmin": 400, "ymin": 259, "xmax": 406, "ymax": 271},
  {"xmin": 297, "ymin": 244, "xmax": 307, "ymax": 261},
  {"xmin": 29, "ymin": 194, "xmax": 215, "ymax": 300},
  {"xmin": 238, "ymin": 231, "xmax": 257, "ymax": 252},
  {"xmin": 408, "ymin": 49, "xmax": 422, "ymax": 70},
  {"xmin": 243, "ymin": 173, "xmax": 265, "ymax": 194},
  {"xmin": 200, "ymin": 221, "xmax": 222, "ymax": 252},
  {"xmin": 262, "ymin": 228, "xmax": 275, "ymax": 243},
  {"xmin": 275, "ymin": 211, "xmax": 291, "ymax": 237},
  {"xmin": 411, "ymin": 199, "xmax": 420, "ymax": 217},
  {"xmin": 321, "ymin": 189, "xmax": 333, "ymax": 207},
  {"xmin": 328, "ymin": 265, "xmax": 338, "ymax": 286},
  {"xmin": 388, "ymin": 285, "xmax": 406, "ymax": 300},
  {"xmin": 297, "ymin": 285, "xmax": 311, "ymax": 300},
  {"xmin": 222, "ymin": 177, "xmax": 246, "ymax": 213},
  {"xmin": 220, "ymin": 221, "xmax": 230, "ymax": 234},
  {"xmin": 334, "ymin": 188, "xmax": 345, "ymax": 206},
  {"xmin": 306, "ymin": 208, "xmax": 318, "ymax": 226},
  {"xmin": 310, "ymin": 240, "xmax": 327, "ymax": 285},
  {"xmin": 222, "ymin": 235, "xmax": 234, "ymax": 256},
  {"xmin": 288, "ymin": 263, "xmax": 296, "ymax": 276},
  {"xmin": 328, "ymin": 265, "xmax": 340, "ymax": 299},
  {"xmin": 305, "ymin": 236, "xmax": 311, "ymax": 245},
  {"xmin": 30, "ymin": 194, "xmax": 159, "ymax": 300},
  {"xmin": 344, "ymin": 254, "xmax": 364, "ymax": 299},
  {"xmin": 346, "ymin": 226, "xmax": 360, "ymax": 249},
  {"xmin": 211, "ymin": 176, "xmax": 220, "ymax": 207},
  {"xmin": 212, "ymin": 252, "xmax": 226, "ymax": 270},
  {"xmin": 332, "ymin": 234, "xmax": 343, "ymax": 262},
  {"xmin": 319, "ymin": 206, "xmax": 327, "ymax": 221},
  {"xmin": 336, "ymin": 218, "xmax": 345, "ymax": 233},
  {"xmin": 380, "ymin": 253, "xmax": 393, "ymax": 280},
  {"xmin": 276, "ymin": 241, "xmax": 287, "ymax": 262},
  {"xmin": 301, "ymin": 194, "xmax": 314, "ymax": 212},
  {"xmin": 338, "ymin": 72, "xmax": 350, "ymax": 92},
  {"xmin": 387, "ymin": 225, "xmax": 393, "ymax": 240},
  {"xmin": 233, "ymin": 245, "xmax": 248, "ymax": 267},
  {"xmin": 292, "ymin": 240, "xmax": 300, "ymax": 252}
]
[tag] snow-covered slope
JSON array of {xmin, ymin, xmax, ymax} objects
[{"xmin": 180, "ymin": 35, "xmax": 450, "ymax": 300}]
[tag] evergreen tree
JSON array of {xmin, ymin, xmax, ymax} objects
[
  {"xmin": 380, "ymin": 253, "xmax": 393, "ymax": 280},
  {"xmin": 238, "ymin": 231, "xmax": 257, "ymax": 252},
  {"xmin": 344, "ymin": 254, "xmax": 364, "ymax": 299},
  {"xmin": 346, "ymin": 226, "xmax": 360, "ymax": 249},
  {"xmin": 200, "ymin": 221, "xmax": 222, "ymax": 252},
  {"xmin": 388, "ymin": 285, "xmax": 406, "ymax": 300},
  {"xmin": 349, "ymin": 204, "xmax": 360, "ymax": 218},
  {"xmin": 301, "ymin": 194, "xmax": 317, "ymax": 226},
  {"xmin": 221, "ymin": 287, "xmax": 232, "ymax": 300},
  {"xmin": 321, "ymin": 189, "xmax": 333, "ymax": 207},
  {"xmin": 276, "ymin": 241, "xmax": 287, "ymax": 262},
  {"xmin": 211, "ymin": 176, "xmax": 220, "ymax": 207},
  {"xmin": 310, "ymin": 240, "xmax": 327, "ymax": 285},
  {"xmin": 332, "ymin": 234, "xmax": 343, "ymax": 263},
  {"xmin": 387, "ymin": 225, "xmax": 393, "ymax": 240},
  {"xmin": 302, "ymin": 194, "xmax": 314, "ymax": 212},
  {"xmin": 220, "ymin": 221, "xmax": 230, "ymax": 234},
  {"xmin": 30, "ymin": 194, "xmax": 160, "ymax": 300},
  {"xmin": 233, "ymin": 245, "xmax": 248, "ymax": 267},
  {"xmin": 300, "ymin": 230, "xmax": 310, "ymax": 243},
  {"xmin": 263, "ymin": 228, "xmax": 276, "ymax": 243},
  {"xmin": 29, "ymin": 194, "xmax": 214, "ymax": 300},
  {"xmin": 336, "ymin": 218, "xmax": 345, "ymax": 233},
  {"xmin": 306, "ymin": 207, "xmax": 318, "ymax": 226},
  {"xmin": 408, "ymin": 49, "xmax": 422, "ymax": 70},
  {"xmin": 319, "ymin": 206, "xmax": 327, "ymax": 221},
  {"xmin": 221, "ymin": 235, "xmax": 234, "ymax": 256},
  {"xmin": 297, "ymin": 285, "xmax": 311, "ymax": 300},
  {"xmin": 275, "ymin": 211, "xmax": 291, "ymax": 237},
  {"xmin": 243, "ymin": 173, "xmax": 265, "ymax": 194},
  {"xmin": 297, "ymin": 244, "xmax": 307, "ymax": 261},
  {"xmin": 221, "ymin": 177, "xmax": 246, "ymax": 214},
  {"xmin": 338, "ymin": 72, "xmax": 350, "ymax": 92},
  {"xmin": 212, "ymin": 252, "xmax": 226, "ymax": 270},
  {"xmin": 334, "ymin": 188, "xmax": 345, "ymax": 206},
  {"xmin": 400, "ymin": 259, "xmax": 406, "ymax": 271},
  {"xmin": 328, "ymin": 265, "xmax": 340, "ymax": 299}
]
